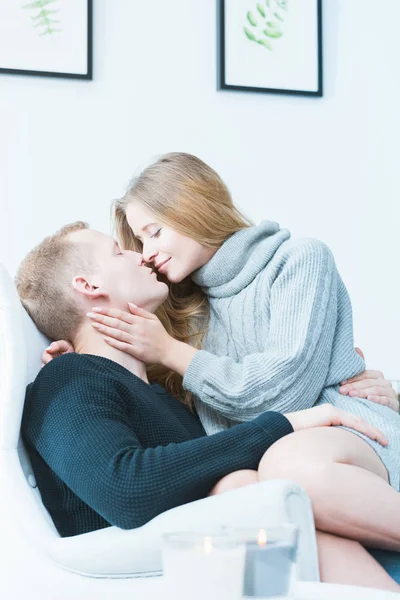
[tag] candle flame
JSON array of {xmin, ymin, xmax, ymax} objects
[
  {"xmin": 204, "ymin": 536, "xmax": 213, "ymax": 554},
  {"xmin": 258, "ymin": 529, "xmax": 267, "ymax": 548}
]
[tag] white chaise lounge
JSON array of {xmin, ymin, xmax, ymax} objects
[{"xmin": 0, "ymin": 263, "xmax": 319, "ymax": 580}]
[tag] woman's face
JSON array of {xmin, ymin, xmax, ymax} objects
[{"xmin": 125, "ymin": 201, "xmax": 217, "ymax": 283}]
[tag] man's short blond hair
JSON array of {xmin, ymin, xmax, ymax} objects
[{"xmin": 15, "ymin": 221, "xmax": 94, "ymax": 341}]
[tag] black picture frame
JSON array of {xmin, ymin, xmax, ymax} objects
[
  {"xmin": 0, "ymin": 0, "xmax": 93, "ymax": 80},
  {"xmin": 217, "ymin": 0, "xmax": 323, "ymax": 97}
]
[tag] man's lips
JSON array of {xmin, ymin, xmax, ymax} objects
[{"xmin": 156, "ymin": 258, "xmax": 171, "ymax": 273}]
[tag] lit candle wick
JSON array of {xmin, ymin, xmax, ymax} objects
[{"xmin": 258, "ymin": 529, "xmax": 267, "ymax": 548}]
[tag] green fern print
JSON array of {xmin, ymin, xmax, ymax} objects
[
  {"xmin": 22, "ymin": 0, "xmax": 61, "ymax": 37},
  {"xmin": 244, "ymin": 0, "xmax": 288, "ymax": 51}
]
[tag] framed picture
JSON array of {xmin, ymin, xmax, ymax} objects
[
  {"xmin": 0, "ymin": 0, "xmax": 92, "ymax": 80},
  {"xmin": 217, "ymin": 0, "xmax": 322, "ymax": 97}
]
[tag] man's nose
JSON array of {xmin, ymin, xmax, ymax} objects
[{"xmin": 130, "ymin": 252, "xmax": 144, "ymax": 265}]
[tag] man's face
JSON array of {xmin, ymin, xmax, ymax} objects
[{"xmin": 70, "ymin": 229, "xmax": 169, "ymax": 312}]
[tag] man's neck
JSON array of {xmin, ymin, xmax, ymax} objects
[{"xmin": 72, "ymin": 324, "xmax": 149, "ymax": 383}]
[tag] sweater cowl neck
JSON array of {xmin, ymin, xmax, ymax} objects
[{"xmin": 191, "ymin": 220, "xmax": 290, "ymax": 298}]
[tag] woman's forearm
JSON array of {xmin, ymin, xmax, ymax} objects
[{"xmin": 162, "ymin": 338, "xmax": 199, "ymax": 377}]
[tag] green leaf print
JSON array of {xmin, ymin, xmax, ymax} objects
[
  {"xmin": 244, "ymin": 27, "xmax": 257, "ymax": 41},
  {"xmin": 243, "ymin": 0, "xmax": 288, "ymax": 50},
  {"xmin": 275, "ymin": 0, "xmax": 288, "ymax": 10},
  {"xmin": 257, "ymin": 3, "xmax": 266, "ymax": 17},
  {"xmin": 22, "ymin": 0, "xmax": 61, "ymax": 36},
  {"xmin": 246, "ymin": 11, "xmax": 258, "ymax": 27},
  {"xmin": 257, "ymin": 38, "xmax": 273, "ymax": 50},
  {"xmin": 263, "ymin": 28, "xmax": 282, "ymax": 38}
]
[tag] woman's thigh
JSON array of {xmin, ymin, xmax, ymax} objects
[
  {"xmin": 208, "ymin": 469, "xmax": 258, "ymax": 496},
  {"xmin": 258, "ymin": 427, "xmax": 388, "ymax": 482}
]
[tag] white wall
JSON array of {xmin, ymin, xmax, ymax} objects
[{"xmin": 0, "ymin": 0, "xmax": 399, "ymax": 377}]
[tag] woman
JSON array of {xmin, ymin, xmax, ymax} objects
[{"xmin": 46, "ymin": 153, "xmax": 400, "ymax": 589}]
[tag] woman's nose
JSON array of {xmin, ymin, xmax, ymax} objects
[{"xmin": 142, "ymin": 241, "xmax": 158, "ymax": 263}]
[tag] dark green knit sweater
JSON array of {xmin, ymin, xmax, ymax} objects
[{"xmin": 22, "ymin": 353, "xmax": 293, "ymax": 537}]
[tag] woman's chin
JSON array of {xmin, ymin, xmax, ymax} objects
[{"xmin": 164, "ymin": 271, "xmax": 187, "ymax": 284}]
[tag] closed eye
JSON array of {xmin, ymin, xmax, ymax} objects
[{"xmin": 151, "ymin": 228, "xmax": 162, "ymax": 239}]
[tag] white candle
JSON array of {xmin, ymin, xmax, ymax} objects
[
  {"xmin": 162, "ymin": 532, "xmax": 245, "ymax": 600},
  {"xmin": 238, "ymin": 525, "xmax": 298, "ymax": 598}
]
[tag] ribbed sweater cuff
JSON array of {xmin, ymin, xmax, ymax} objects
[
  {"xmin": 254, "ymin": 411, "xmax": 294, "ymax": 444},
  {"xmin": 183, "ymin": 349, "xmax": 215, "ymax": 396}
]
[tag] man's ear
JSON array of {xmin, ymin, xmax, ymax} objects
[{"xmin": 72, "ymin": 276, "xmax": 110, "ymax": 301}]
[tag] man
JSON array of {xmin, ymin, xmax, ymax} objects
[{"xmin": 17, "ymin": 222, "xmax": 385, "ymax": 539}]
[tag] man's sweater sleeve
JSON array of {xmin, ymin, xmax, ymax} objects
[
  {"xmin": 183, "ymin": 240, "xmax": 349, "ymax": 419},
  {"xmin": 29, "ymin": 379, "xmax": 292, "ymax": 530}
]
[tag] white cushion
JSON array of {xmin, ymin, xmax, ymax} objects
[
  {"xmin": 0, "ymin": 263, "xmax": 320, "ymax": 580},
  {"xmin": 0, "ymin": 264, "xmax": 50, "ymax": 450}
]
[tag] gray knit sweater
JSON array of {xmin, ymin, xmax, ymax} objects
[{"xmin": 183, "ymin": 221, "xmax": 366, "ymax": 435}]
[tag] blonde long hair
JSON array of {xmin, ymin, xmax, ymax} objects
[{"xmin": 113, "ymin": 152, "xmax": 253, "ymax": 409}]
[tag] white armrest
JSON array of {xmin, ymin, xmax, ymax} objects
[{"xmin": 49, "ymin": 479, "xmax": 319, "ymax": 581}]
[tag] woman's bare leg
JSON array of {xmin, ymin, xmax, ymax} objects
[
  {"xmin": 317, "ymin": 531, "xmax": 400, "ymax": 592},
  {"xmin": 208, "ymin": 469, "xmax": 258, "ymax": 496},
  {"xmin": 258, "ymin": 427, "xmax": 400, "ymax": 551},
  {"xmin": 208, "ymin": 469, "xmax": 400, "ymax": 591}
]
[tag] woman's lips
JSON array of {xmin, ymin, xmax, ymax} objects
[{"xmin": 157, "ymin": 258, "xmax": 171, "ymax": 274}]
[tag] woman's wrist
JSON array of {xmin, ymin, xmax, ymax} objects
[{"xmin": 161, "ymin": 337, "xmax": 199, "ymax": 377}]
